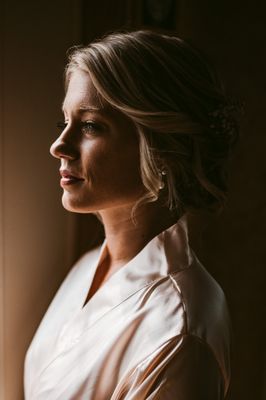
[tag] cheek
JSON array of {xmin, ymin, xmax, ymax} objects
[
  {"xmin": 109, "ymin": 156, "xmax": 143, "ymax": 201},
  {"xmin": 83, "ymin": 139, "xmax": 143, "ymax": 194},
  {"xmin": 61, "ymin": 138, "xmax": 145, "ymax": 213}
]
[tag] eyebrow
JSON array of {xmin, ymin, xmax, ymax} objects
[
  {"xmin": 79, "ymin": 105, "xmax": 103, "ymax": 112},
  {"xmin": 61, "ymin": 103, "xmax": 104, "ymax": 113}
]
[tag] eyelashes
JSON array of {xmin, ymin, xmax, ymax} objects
[
  {"xmin": 81, "ymin": 121, "xmax": 102, "ymax": 134},
  {"xmin": 56, "ymin": 121, "xmax": 102, "ymax": 134},
  {"xmin": 56, "ymin": 121, "xmax": 67, "ymax": 130}
]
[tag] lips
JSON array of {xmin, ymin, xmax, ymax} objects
[{"xmin": 59, "ymin": 169, "xmax": 84, "ymax": 186}]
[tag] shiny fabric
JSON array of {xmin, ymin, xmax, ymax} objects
[{"xmin": 24, "ymin": 216, "xmax": 232, "ymax": 399}]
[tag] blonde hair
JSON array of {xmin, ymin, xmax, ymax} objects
[{"xmin": 65, "ymin": 30, "xmax": 239, "ymax": 216}]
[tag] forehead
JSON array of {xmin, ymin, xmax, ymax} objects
[{"xmin": 62, "ymin": 70, "xmax": 104, "ymax": 113}]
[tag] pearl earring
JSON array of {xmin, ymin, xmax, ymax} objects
[{"xmin": 159, "ymin": 169, "xmax": 167, "ymax": 190}]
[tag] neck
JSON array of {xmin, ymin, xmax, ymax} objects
[{"xmin": 98, "ymin": 201, "xmax": 180, "ymax": 269}]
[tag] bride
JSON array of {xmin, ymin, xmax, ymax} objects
[{"xmin": 24, "ymin": 30, "xmax": 238, "ymax": 399}]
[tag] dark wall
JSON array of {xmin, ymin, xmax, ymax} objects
[{"xmin": 71, "ymin": 1, "xmax": 266, "ymax": 399}]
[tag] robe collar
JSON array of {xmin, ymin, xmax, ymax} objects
[
  {"xmin": 57, "ymin": 214, "xmax": 193, "ymax": 349},
  {"xmin": 27, "ymin": 214, "xmax": 194, "ymax": 391}
]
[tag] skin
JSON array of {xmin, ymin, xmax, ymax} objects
[{"xmin": 50, "ymin": 70, "xmax": 179, "ymax": 303}]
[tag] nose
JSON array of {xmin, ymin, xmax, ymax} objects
[{"xmin": 50, "ymin": 127, "xmax": 79, "ymax": 160}]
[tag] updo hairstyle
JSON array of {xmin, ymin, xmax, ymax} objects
[{"xmin": 65, "ymin": 30, "xmax": 240, "ymax": 216}]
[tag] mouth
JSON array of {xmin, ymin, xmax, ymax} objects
[{"xmin": 59, "ymin": 169, "xmax": 85, "ymax": 187}]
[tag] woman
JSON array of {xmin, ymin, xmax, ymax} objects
[{"xmin": 24, "ymin": 30, "xmax": 239, "ymax": 399}]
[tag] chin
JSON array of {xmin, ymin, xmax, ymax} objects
[
  {"xmin": 61, "ymin": 195, "xmax": 93, "ymax": 214},
  {"xmin": 61, "ymin": 190, "xmax": 142, "ymax": 214}
]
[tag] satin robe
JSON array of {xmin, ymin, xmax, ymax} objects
[{"xmin": 24, "ymin": 217, "xmax": 232, "ymax": 399}]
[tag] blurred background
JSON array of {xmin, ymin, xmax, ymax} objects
[{"xmin": 0, "ymin": 0, "xmax": 265, "ymax": 399}]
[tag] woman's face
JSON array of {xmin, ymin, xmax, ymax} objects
[{"xmin": 50, "ymin": 70, "xmax": 144, "ymax": 213}]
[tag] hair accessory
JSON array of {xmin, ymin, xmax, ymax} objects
[{"xmin": 208, "ymin": 101, "xmax": 244, "ymax": 141}]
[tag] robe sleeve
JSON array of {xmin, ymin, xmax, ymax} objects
[
  {"xmin": 116, "ymin": 334, "xmax": 227, "ymax": 400},
  {"xmin": 145, "ymin": 334, "xmax": 226, "ymax": 400}
]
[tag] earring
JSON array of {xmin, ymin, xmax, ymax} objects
[{"xmin": 158, "ymin": 169, "xmax": 167, "ymax": 190}]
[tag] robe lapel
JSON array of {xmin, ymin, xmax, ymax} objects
[
  {"xmin": 49, "ymin": 216, "xmax": 192, "ymax": 359},
  {"xmin": 29, "ymin": 216, "xmax": 193, "ymax": 399},
  {"xmin": 54, "ymin": 233, "xmax": 167, "ymax": 354}
]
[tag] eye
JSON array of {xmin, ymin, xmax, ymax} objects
[
  {"xmin": 80, "ymin": 121, "xmax": 102, "ymax": 135},
  {"xmin": 56, "ymin": 121, "xmax": 68, "ymax": 131},
  {"xmin": 55, "ymin": 120, "xmax": 103, "ymax": 135}
]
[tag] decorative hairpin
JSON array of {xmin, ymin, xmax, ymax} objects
[{"xmin": 208, "ymin": 101, "xmax": 244, "ymax": 139}]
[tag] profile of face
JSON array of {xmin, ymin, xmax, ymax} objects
[{"xmin": 50, "ymin": 70, "xmax": 144, "ymax": 213}]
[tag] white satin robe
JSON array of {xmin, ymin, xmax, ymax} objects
[{"xmin": 24, "ymin": 217, "xmax": 232, "ymax": 399}]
